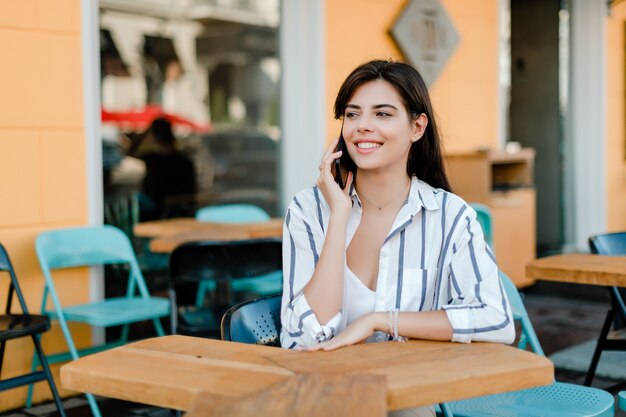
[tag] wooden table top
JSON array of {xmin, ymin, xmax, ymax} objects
[
  {"xmin": 60, "ymin": 335, "xmax": 553, "ymax": 413},
  {"xmin": 526, "ymin": 253, "xmax": 626, "ymax": 287},
  {"xmin": 133, "ymin": 218, "xmax": 284, "ymax": 253}
]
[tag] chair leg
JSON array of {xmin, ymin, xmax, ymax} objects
[
  {"xmin": 0, "ymin": 340, "xmax": 6, "ymax": 374},
  {"xmin": 584, "ymin": 308, "xmax": 615, "ymax": 386},
  {"xmin": 32, "ymin": 335, "xmax": 67, "ymax": 417},
  {"xmin": 86, "ymin": 392, "xmax": 103, "ymax": 417},
  {"xmin": 25, "ymin": 351, "xmax": 39, "ymax": 408},
  {"xmin": 153, "ymin": 317, "xmax": 166, "ymax": 336}
]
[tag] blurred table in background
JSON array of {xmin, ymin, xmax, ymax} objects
[
  {"xmin": 134, "ymin": 218, "xmax": 283, "ymax": 253},
  {"xmin": 526, "ymin": 254, "xmax": 626, "ymax": 287}
]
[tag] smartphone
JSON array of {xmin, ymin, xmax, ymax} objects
[{"xmin": 333, "ymin": 128, "xmax": 347, "ymax": 189}]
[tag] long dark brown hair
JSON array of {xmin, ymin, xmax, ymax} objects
[{"xmin": 333, "ymin": 59, "xmax": 451, "ymax": 192}]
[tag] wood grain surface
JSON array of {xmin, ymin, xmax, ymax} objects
[
  {"xmin": 184, "ymin": 374, "xmax": 387, "ymax": 417},
  {"xmin": 61, "ymin": 336, "xmax": 553, "ymax": 412}
]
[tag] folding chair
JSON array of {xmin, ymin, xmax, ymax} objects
[
  {"xmin": 0, "ymin": 244, "xmax": 66, "ymax": 416},
  {"xmin": 443, "ymin": 272, "xmax": 614, "ymax": 417},
  {"xmin": 27, "ymin": 225, "xmax": 170, "ymax": 417},
  {"xmin": 170, "ymin": 238, "xmax": 282, "ymax": 338},
  {"xmin": 585, "ymin": 231, "xmax": 626, "ymax": 387}
]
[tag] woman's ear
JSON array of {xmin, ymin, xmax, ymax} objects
[{"xmin": 412, "ymin": 113, "xmax": 428, "ymax": 142}]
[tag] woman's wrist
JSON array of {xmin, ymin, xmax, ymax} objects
[{"xmin": 370, "ymin": 312, "xmax": 389, "ymax": 333}]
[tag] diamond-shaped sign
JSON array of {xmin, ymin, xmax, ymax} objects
[{"xmin": 390, "ymin": 0, "xmax": 460, "ymax": 87}]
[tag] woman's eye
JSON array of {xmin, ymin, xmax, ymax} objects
[
  {"xmin": 376, "ymin": 112, "xmax": 391, "ymax": 117},
  {"xmin": 345, "ymin": 112, "xmax": 358, "ymax": 118}
]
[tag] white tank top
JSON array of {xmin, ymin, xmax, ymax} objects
[{"xmin": 344, "ymin": 266, "xmax": 377, "ymax": 325}]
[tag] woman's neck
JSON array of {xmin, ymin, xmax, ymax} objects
[{"xmin": 355, "ymin": 169, "xmax": 412, "ymax": 212}]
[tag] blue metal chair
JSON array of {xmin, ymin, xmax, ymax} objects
[
  {"xmin": 221, "ymin": 294, "xmax": 282, "ymax": 346},
  {"xmin": 585, "ymin": 231, "xmax": 626, "ymax": 387},
  {"xmin": 0, "ymin": 244, "xmax": 66, "ymax": 417},
  {"xmin": 469, "ymin": 203, "xmax": 494, "ymax": 248},
  {"xmin": 195, "ymin": 203, "xmax": 271, "ymax": 223},
  {"xmin": 27, "ymin": 225, "xmax": 170, "ymax": 417},
  {"xmin": 619, "ymin": 391, "xmax": 625, "ymax": 411},
  {"xmin": 443, "ymin": 272, "xmax": 614, "ymax": 417}
]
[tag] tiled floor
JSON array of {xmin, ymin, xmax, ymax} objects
[{"xmin": 4, "ymin": 281, "xmax": 625, "ymax": 417}]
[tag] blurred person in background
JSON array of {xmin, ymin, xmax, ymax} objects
[{"xmin": 128, "ymin": 117, "xmax": 197, "ymax": 219}]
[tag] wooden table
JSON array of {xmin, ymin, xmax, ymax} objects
[
  {"xmin": 526, "ymin": 253, "xmax": 626, "ymax": 386},
  {"xmin": 61, "ymin": 335, "xmax": 553, "ymax": 414},
  {"xmin": 526, "ymin": 253, "xmax": 626, "ymax": 287},
  {"xmin": 134, "ymin": 218, "xmax": 283, "ymax": 253}
]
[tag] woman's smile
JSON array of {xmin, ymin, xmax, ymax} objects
[{"xmin": 355, "ymin": 140, "xmax": 383, "ymax": 153}]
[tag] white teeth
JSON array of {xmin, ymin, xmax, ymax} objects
[{"xmin": 357, "ymin": 142, "xmax": 382, "ymax": 149}]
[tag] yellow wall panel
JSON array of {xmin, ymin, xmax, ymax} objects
[
  {"xmin": 0, "ymin": 1, "xmax": 87, "ymax": 408},
  {"xmin": 34, "ymin": 34, "xmax": 84, "ymax": 128},
  {"xmin": 0, "ymin": 1, "xmax": 37, "ymax": 29},
  {"xmin": 35, "ymin": 0, "xmax": 81, "ymax": 33},
  {"xmin": 606, "ymin": 3, "xmax": 626, "ymax": 231},
  {"xmin": 0, "ymin": 131, "xmax": 42, "ymax": 226},
  {"xmin": 41, "ymin": 131, "xmax": 87, "ymax": 223},
  {"xmin": 0, "ymin": 29, "xmax": 43, "ymax": 127}
]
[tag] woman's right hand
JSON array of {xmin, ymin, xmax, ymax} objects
[{"xmin": 317, "ymin": 138, "xmax": 354, "ymax": 216}]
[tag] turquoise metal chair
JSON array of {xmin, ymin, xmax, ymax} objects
[
  {"xmin": 469, "ymin": 203, "xmax": 494, "ymax": 247},
  {"xmin": 194, "ymin": 204, "xmax": 279, "ymax": 298},
  {"xmin": 619, "ymin": 391, "xmax": 625, "ymax": 411},
  {"xmin": 442, "ymin": 272, "xmax": 614, "ymax": 417},
  {"xmin": 195, "ymin": 203, "xmax": 271, "ymax": 223},
  {"xmin": 27, "ymin": 225, "xmax": 170, "ymax": 417}
]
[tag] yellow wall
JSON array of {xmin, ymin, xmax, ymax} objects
[
  {"xmin": 325, "ymin": 0, "xmax": 500, "ymax": 153},
  {"xmin": 607, "ymin": 2, "xmax": 626, "ymax": 231},
  {"xmin": 0, "ymin": 0, "xmax": 90, "ymax": 410}
]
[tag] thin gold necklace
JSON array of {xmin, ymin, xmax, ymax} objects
[{"xmin": 358, "ymin": 179, "xmax": 411, "ymax": 211}]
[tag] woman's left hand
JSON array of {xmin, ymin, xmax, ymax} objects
[{"xmin": 305, "ymin": 313, "xmax": 379, "ymax": 351}]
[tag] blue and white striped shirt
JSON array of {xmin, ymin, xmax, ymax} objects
[{"xmin": 280, "ymin": 176, "xmax": 515, "ymax": 349}]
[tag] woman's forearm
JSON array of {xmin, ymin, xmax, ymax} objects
[
  {"xmin": 371, "ymin": 310, "xmax": 453, "ymax": 341},
  {"xmin": 303, "ymin": 213, "xmax": 349, "ymax": 324}
]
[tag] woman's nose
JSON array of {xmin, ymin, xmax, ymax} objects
[{"xmin": 357, "ymin": 117, "xmax": 373, "ymax": 132}]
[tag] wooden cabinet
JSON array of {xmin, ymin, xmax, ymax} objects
[{"xmin": 446, "ymin": 149, "xmax": 536, "ymax": 287}]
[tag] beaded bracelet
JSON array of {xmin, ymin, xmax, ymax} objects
[{"xmin": 392, "ymin": 308, "xmax": 408, "ymax": 342}]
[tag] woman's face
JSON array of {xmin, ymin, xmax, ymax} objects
[{"xmin": 342, "ymin": 79, "xmax": 426, "ymax": 176}]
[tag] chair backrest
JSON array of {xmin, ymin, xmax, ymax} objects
[
  {"xmin": 170, "ymin": 238, "xmax": 282, "ymax": 286},
  {"xmin": 589, "ymin": 231, "xmax": 626, "ymax": 256},
  {"xmin": 469, "ymin": 203, "xmax": 494, "ymax": 247},
  {"xmin": 499, "ymin": 271, "xmax": 545, "ymax": 356},
  {"xmin": 0, "ymin": 244, "xmax": 29, "ymax": 314},
  {"xmin": 221, "ymin": 294, "xmax": 282, "ymax": 346},
  {"xmin": 195, "ymin": 204, "xmax": 270, "ymax": 223},
  {"xmin": 36, "ymin": 225, "xmax": 150, "ymax": 298}
]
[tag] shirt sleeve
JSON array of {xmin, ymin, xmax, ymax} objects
[
  {"xmin": 280, "ymin": 201, "xmax": 342, "ymax": 349},
  {"xmin": 441, "ymin": 205, "xmax": 515, "ymax": 344}
]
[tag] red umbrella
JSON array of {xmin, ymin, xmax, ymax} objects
[{"xmin": 101, "ymin": 105, "xmax": 211, "ymax": 133}]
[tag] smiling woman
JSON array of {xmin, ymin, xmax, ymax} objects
[{"xmin": 280, "ymin": 60, "xmax": 515, "ymax": 417}]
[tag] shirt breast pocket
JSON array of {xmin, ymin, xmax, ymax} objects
[{"xmin": 398, "ymin": 268, "xmax": 439, "ymax": 312}]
